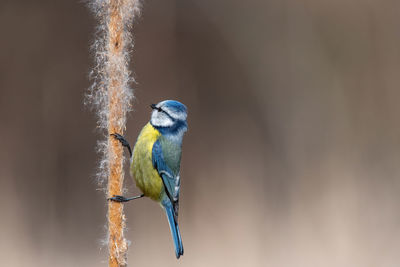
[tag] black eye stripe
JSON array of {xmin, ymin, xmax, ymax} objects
[{"xmin": 158, "ymin": 108, "xmax": 176, "ymax": 120}]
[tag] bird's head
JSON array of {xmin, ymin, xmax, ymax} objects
[{"xmin": 150, "ymin": 100, "xmax": 188, "ymax": 136}]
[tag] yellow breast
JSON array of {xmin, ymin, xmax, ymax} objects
[{"xmin": 131, "ymin": 122, "xmax": 164, "ymax": 201}]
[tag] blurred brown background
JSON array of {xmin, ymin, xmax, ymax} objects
[{"xmin": 1, "ymin": 0, "xmax": 400, "ymax": 266}]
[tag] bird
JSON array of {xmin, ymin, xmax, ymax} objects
[{"xmin": 109, "ymin": 100, "xmax": 188, "ymax": 259}]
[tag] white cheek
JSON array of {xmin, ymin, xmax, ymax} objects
[{"xmin": 151, "ymin": 111, "xmax": 174, "ymax": 127}]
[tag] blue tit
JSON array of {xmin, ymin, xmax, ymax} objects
[{"xmin": 109, "ymin": 100, "xmax": 188, "ymax": 259}]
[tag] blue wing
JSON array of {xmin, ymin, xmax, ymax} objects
[
  {"xmin": 152, "ymin": 139, "xmax": 184, "ymax": 258},
  {"xmin": 152, "ymin": 139, "xmax": 181, "ymax": 216}
]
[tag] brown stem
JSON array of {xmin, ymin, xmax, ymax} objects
[
  {"xmin": 108, "ymin": 0, "xmax": 128, "ymax": 266},
  {"xmin": 87, "ymin": 0, "xmax": 140, "ymax": 264}
]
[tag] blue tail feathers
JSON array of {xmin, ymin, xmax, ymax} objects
[{"xmin": 164, "ymin": 201, "xmax": 184, "ymax": 258}]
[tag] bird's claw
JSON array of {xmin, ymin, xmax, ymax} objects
[
  {"xmin": 111, "ymin": 133, "xmax": 128, "ymax": 146},
  {"xmin": 108, "ymin": 195, "xmax": 130, "ymax": 202},
  {"xmin": 110, "ymin": 133, "xmax": 132, "ymax": 157}
]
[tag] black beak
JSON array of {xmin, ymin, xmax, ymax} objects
[{"xmin": 150, "ymin": 103, "xmax": 157, "ymax": 109}]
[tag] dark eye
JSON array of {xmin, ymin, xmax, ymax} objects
[{"xmin": 150, "ymin": 104, "xmax": 165, "ymax": 113}]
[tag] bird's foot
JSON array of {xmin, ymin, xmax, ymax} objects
[
  {"xmin": 107, "ymin": 194, "xmax": 144, "ymax": 202},
  {"xmin": 110, "ymin": 133, "xmax": 132, "ymax": 157}
]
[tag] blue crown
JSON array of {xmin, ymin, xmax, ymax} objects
[{"xmin": 161, "ymin": 100, "xmax": 187, "ymax": 115}]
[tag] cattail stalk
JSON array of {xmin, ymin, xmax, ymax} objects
[
  {"xmin": 107, "ymin": 1, "xmax": 128, "ymax": 266},
  {"xmin": 87, "ymin": 0, "xmax": 141, "ymax": 266}
]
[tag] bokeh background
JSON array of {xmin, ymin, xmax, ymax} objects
[{"xmin": 1, "ymin": 0, "xmax": 400, "ymax": 266}]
